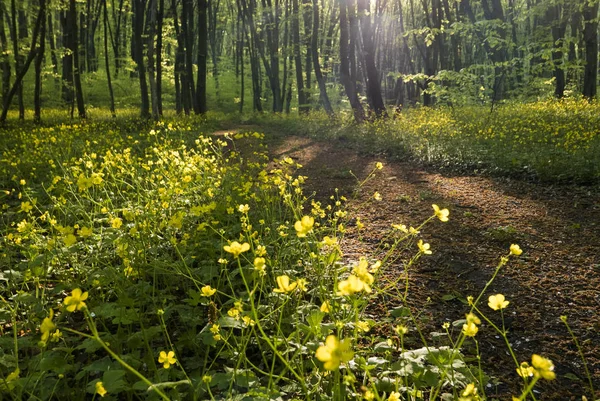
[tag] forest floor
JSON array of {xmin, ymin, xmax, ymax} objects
[{"xmin": 247, "ymin": 130, "xmax": 600, "ymax": 400}]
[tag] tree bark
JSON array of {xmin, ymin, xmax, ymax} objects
[
  {"xmin": 196, "ymin": 0, "xmax": 208, "ymax": 114},
  {"xmin": 339, "ymin": 0, "xmax": 364, "ymax": 122},
  {"xmin": 70, "ymin": 0, "xmax": 86, "ymax": 118},
  {"xmin": 34, "ymin": 0, "xmax": 47, "ymax": 123},
  {"xmin": 357, "ymin": 0, "xmax": 387, "ymax": 117},
  {"xmin": 582, "ymin": 1, "xmax": 598, "ymax": 99},
  {"xmin": 133, "ymin": 0, "xmax": 149, "ymax": 117},
  {"xmin": 312, "ymin": 0, "xmax": 334, "ymax": 116},
  {"xmin": 103, "ymin": 0, "xmax": 115, "ymax": 117}
]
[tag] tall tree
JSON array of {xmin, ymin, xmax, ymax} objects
[
  {"xmin": 196, "ymin": 0, "xmax": 208, "ymax": 114},
  {"xmin": 339, "ymin": 0, "xmax": 364, "ymax": 122},
  {"xmin": 132, "ymin": 0, "xmax": 149, "ymax": 117},
  {"xmin": 103, "ymin": 0, "xmax": 115, "ymax": 117},
  {"xmin": 357, "ymin": 0, "xmax": 387, "ymax": 117},
  {"xmin": 312, "ymin": 0, "xmax": 334, "ymax": 116},
  {"xmin": 34, "ymin": 0, "xmax": 47, "ymax": 122},
  {"xmin": 582, "ymin": 0, "xmax": 598, "ymax": 99}
]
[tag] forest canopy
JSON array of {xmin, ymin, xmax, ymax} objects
[{"xmin": 0, "ymin": 0, "xmax": 598, "ymax": 122}]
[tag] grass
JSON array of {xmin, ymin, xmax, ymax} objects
[
  {"xmin": 0, "ymin": 104, "xmax": 597, "ymax": 400},
  {"xmin": 249, "ymin": 98, "xmax": 600, "ymax": 184}
]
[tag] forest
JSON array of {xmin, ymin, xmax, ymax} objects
[{"xmin": 0, "ymin": 0, "xmax": 599, "ymax": 400}]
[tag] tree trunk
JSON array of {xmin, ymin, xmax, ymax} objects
[
  {"xmin": 133, "ymin": 0, "xmax": 149, "ymax": 117},
  {"xmin": 103, "ymin": 0, "xmax": 115, "ymax": 117},
  {"xmin": 357, "ymin": 0, "xmax": 387, "ymax": 117},
  {"xmin": 1, "ymin": 2, "xmax": 44, "ymax": 122},
  {"xmin": 156, "ymin": 0, "xmax": 164, "ymax": 115},
  {"xmin": 339, "ymin": 0, "xmax": 364, "ymax": 122},
  {"xmin": 0, "ymin": 4, "xmax": 10, "ymax": 104},
  {"xmin": 60, "ymin": 10, "xmax": 74, "ymax": 106},
  {"xmin": 47, "ymin": 12, "xmax": 60, "ymax": 90},
  {"xmin": 582, "ymin": 1, "xmax": 598, "ymax": 99},
  {"xmin": 147, "ymin": 0, "xmax": 159, "ymax": 118},
  {"xmin": 312, "ymin": 0, "xmax": 334, "ymax": 116},
  {"xmin": 196, "ymin": 0, "xmax": 208, "ymax": 114},
  {"xmin": 70, "ymin": 0, "xmax": 86, "ymax": 118},
  {"xmin": 292, "ymin": 0, "xmax": 307, "ymax": 113},
  {"xmin": 34, "ymin": 0, "xmax": 47, "ymax": 123}
]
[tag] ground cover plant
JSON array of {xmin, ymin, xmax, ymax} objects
[
  {"xmin": 250, "ymin": 98, "xmax": 600, "ymax": 184},
  {"xmin": 1, "ymin": 119, "xmax": 597, "ymax": 400}
]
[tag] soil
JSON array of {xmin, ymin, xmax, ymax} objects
[{"xmin": 264, "ymin": 134, "xmax": 600, "ymax": 401}]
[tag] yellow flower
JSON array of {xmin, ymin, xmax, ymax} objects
[
  {"xmin": 158, "ymin": 350, "xmax": 177, "ymax": 369},
  {"xmin": 254, "ymin": 257, "xmax": 266, "ymax": 276},
  {"xmin": 531, "ymin": 354, "xmax": 556, "ymax": 380},
  {"xmin": 356, "ymin": 321, "xmax": 370, "ymax": 332},
  {"xmin": 373, "ymin": 192, "xmax": 382, "ymax": 201},
  {"xmin": 488, "ymin": 294, "xmax": 510, "ymax": 310},
  {"xmin": 40, "ymin": 309, "xmax": 56, "ymax": 344},
  {"xmin": 375, "ymin": 162, "xmax": 383, "ymax": 170},
  {"xmin": 392, "ymin": 223, "xmax": 408, "ymax": 233},
  {"xmin": 458, "ymin": 383, "xmax": 479, "ymax": 401},
  {"xmin": 201, "ymin": 285, "xmax": 217, "ymax": 297},
  {"xmin": 388, "ymin": 392, "xmax": 401, "ymax": 401},
  {"xmin": 337, "ymin": 275, "xmax": 370, "ymax": 295},
  {"xmin": 516, "ymin": 362, "xmax": 535, "ymax": 378},
  {"xmin": 63, "ymin": 288, "xmax": 89, "ymax": 312},
  {"xmin": 321, "ymin": 236, "xmax": 338, "ymax": 247},
  {"xmin": 320, "ymin": 301, "xmax": 330, "ymax": 313},
  {"xmin": 79, "ymin": 226, "xmax": 93, "ymax": 237},
  {"xmin": 223, "ymin": 241, "xmax": 250, "ymax": 257},
  {"xmin": 273, "ymin": 275, "xmax": 298, "ymax": 293},
  {"xmin": 295, "ymin": 278, "xmax": 308, "ymax": 292},
  {"xmin": 353, "ymin": 258, "xmax": 374, "ymax": 286},
  {"xmin": 466, "ymin": 313, "xmax": 481, "ymax": 325},
  {"xmin": 462, "ymin": 322, "xmax": 479, "ymax": 337},
  {"xmin": 238, "ymin": 204, "xmax": 250, "ymax": 213},
  {"xmin": 95, "ymin": 381, "xmax": 107, "ymax": 397},
  {"xmin": 462, "ymin": 313, "xmax": 480, "ymax": 337},
  {"xmin": 315, "ymin": 335, "xmax": 354, "ymax": 370},
  {"xmin": 294, "ymin": 215, "xmax": 314, "ymax": 237},
  {"xmin": 432, "ymin": 204, "xmax": 449, "ymax": 222},
  {"xmin": 417, "ymin": 240, "xmax": 432, "ymax": 255},
  {"xmin": 63, "ymin": 234, "xmax": 77, "ymax": 246},
  {"xmin": 21, "ymin": 201, "xmax": 33, "ymax": 213},
  {"xmin": 110, "ymin": 217, "xmax": 123, "ymax": 229},
  {"xmin": 510, "ymin": 244, "xmax": 522, "ymax": 256}
]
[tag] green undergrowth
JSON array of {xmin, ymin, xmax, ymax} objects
[
  {"xmin": 0, "ymin": 116, "xmax": 596, "ymax": 400},
  {"xmin": 249, "ymin": 98, "xmax": 600, "ymax": 184}
]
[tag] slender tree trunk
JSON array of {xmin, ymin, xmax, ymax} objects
[
  {"xmin": 70, "ymin": 0, "xmax": 86, "ymax": 118},
  {"xmin": 292, "ymin": 0, "xmax": 307, "ymax": 113},
  {"xmin": 302, "ymin": 0, "xmax": 312, "ymax": 109},
  {"xmin": 582, "ymin": 1, "xmax": 598, "ymax": 99},
  {"xmin": 357, "ymin": 0, "xmax": 386, "ymax": 117},
  {"xmin": 147, "ymin": 0, "xmax": 159, "ymax": 118},
  {"xmin": 182, "ymin": 0, "xmax": 196, "ymax": 111},
  {"xmin": 312, "ymin": 0, "xmax": 334, "ymax": 116},
  {"xmin": 34, "ymin": 0, "xmax": 47, "ymax": 123},
  {"xmin": 196, "ymin": 0, "xmax": 208, "ymax": 114},
  {"xmin": 339, "ymin": 0, "xmax": 364, "ymax": 122},
  {"xmin": 0, "ymin": 4, "xmax": 10, "ymax": 104},
  {"xmin": 47, "ymin": 12, "xmax": 59, "ymax": 90},
  {"xmin": 103, "ymin": 0, "xmax": 115, "ymax": 117},
  {"xmin": 1, "ymin": 2, "xmax": 44, "ymax": 122},
  {"xmin": 156, "ymin": 0, "xmax": 163, "ymax": 115},
  {"xmin": 60, "ymin": 10, "xmax": 74, "ymax": 106},
  {"xmin": 133, "ymin": 0, "xmax": 150, "ymax": 117},
  {"xmin": 9, "ymin": 0, "xmax": 24, "ymax": 119},
  {"xmin": 172, "ymin": 0, "xmax": 185, "ymax": 114}
]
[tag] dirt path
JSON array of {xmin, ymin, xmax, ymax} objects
[{"xmin": 267, "ymin": 134, "xmax": 600, "ymax": 400}]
